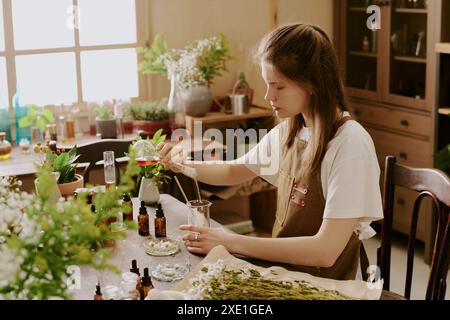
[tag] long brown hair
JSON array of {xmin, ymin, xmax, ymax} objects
[{"xmin": 255, "ymin": 23, "xmax": 348, "ymax": 183}]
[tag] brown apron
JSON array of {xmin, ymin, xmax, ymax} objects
[{"xmin": 272, "ymin": 116, "xmax": 361, "ymax": 280}]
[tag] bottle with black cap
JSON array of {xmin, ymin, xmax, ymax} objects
[
  {"xmin": 122, "ymin": 193, "xmax": 133, "ymax": 222},
  {"xmin": 129, "ymin": 259, "xmax": 142, "ymax": 292},
  {"xmin": 154, "ymin": 202, "xmax": 166, "ymax": 238},
  {"xmin": 94, "ymin": 282, "xmax": 103, "ymax": 300},
  {"xmin": 138, "ymin": 201, "xmax": 150, "ymax": 237},
  {"xmin": 141, "ymin": 267, "xmax": 154, "ymax": 300}
]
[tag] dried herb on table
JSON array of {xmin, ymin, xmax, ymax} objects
[{"xmin": 185, "ymin": 260, "xmax": 354, "ymax": 300}]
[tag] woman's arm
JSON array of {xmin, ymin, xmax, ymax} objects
[
  {"xmin": 157, "ymin": 142, "xmax": 258, "ymax": 186},
  {"xmin": 181, "ymin": 218, "xmax": 360, "ymax": 268}
]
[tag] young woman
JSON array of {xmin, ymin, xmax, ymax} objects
[{"xmin": 157, "ymin": 23, "xmax": 383, "ymax": 280}]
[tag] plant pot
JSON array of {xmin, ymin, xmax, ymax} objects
[
  {"xmin": 57, "ymin": 174, "xmax": 84, "ymax": 198},
  {"xmin": 133, "ymin": 120, "xmax": 171, "ymax": 137},
  {"xmin": 181, "ymin": 85, "xmax": 213, "ymax": 117},
  {"xmin": 96, "ymin": 118, "xmax": 117, "ymax": 139},
  {"xmin": 138, "ymin": 177, "xmax": 160, "ymax": 206},
  {"xmin": 34, "ymin": 172, "xmax": 62, "ymax": 203}
]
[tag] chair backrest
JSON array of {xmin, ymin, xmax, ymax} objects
[
  {"xmin": 378, "ymin": 156, "xmax": 450, "ymax": 300},
  {"xmin": 60, "ymin": 138, "xmax": 135, "ymax": 184}
]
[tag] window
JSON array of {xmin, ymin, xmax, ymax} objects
[{"xmin": 0, "ymin": 0, "xmax": 145, "ymax": 122}]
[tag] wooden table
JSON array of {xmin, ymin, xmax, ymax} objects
[
  {"xmin": 68, "ymin": 194, "xmax": 402, "ymax": 300},
  {"xmin": 69, "ymin": 194, "xmax": 222, "ymax": 300}
]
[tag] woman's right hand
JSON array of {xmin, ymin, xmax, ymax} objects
[{"xmin": 156, "ymin": 142, "xmax": 185, "ymax": 173}]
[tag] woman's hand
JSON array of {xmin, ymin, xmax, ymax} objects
[
  {"xmin": 156, "ymin": 141, "xmax": 185, "ymax": 173},
  {"xmin": 179, "ymin": 225, "xmax": 236, "ymax": 255}
]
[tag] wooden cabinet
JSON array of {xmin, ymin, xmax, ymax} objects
[{"xmin": 335, "ymin": 0, "xmax": 445, "ymax": 261}]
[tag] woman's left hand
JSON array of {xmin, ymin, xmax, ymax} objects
[{"xmin": 179, "ymin": 225, "xmax": 236, "ymax": 255}]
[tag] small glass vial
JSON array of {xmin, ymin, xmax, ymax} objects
[
  {"xmin": 66, "ymin": 114, "xmax": 75, "ymax": 140},
  {"xmin": 141, "ymin": 267, "xmax": 154, "ymax": 300},
  {"xmin": 120, "ymin": 281, "xmax": 141, "ymax": 300},
  {"xmin": 138, "ymin": 201, "xmax": 150, "ymax": 237},
  {"xmin": 0, "ymin": 132, "xmax": 12, "ymax": 161},
  {"xmin": 122, "ymin": 193, "xmax": 133, "ymax": 222},
  {"xmin": 46, "ymin": 123, "xmax": 57, "ymax": 141},
  {"xmin": 94, "ymin": 283, "xmax": 103, "ymax": 300},
  {"xmin": 122, "ymin": 271, "xmax": 142, "ymax": 296},
  {"xmin": 154, "ymin": 203, "xmax": 167, "ymax": 238}
]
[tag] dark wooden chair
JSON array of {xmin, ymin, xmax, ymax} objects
[
  {"xmin": 60, "ymin": 138, "xmax": 135, "ymax": 184},
  {"xmin": 377, "ymin": 155, "xmax": 450, "ymax": 300}
]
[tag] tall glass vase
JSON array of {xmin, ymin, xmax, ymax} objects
[{"xmin": 167, "ymin": 74, "xmax": 185, "ymax": 130}]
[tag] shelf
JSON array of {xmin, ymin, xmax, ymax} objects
[
  {"xmin": 349, "ymin": 51, "xmax": 377, "ymax": 58},
  {"xmin": 393, "ymin": 55, "xmax": 427, "ymax": 64},
  {"xmin": 439, "ymin": 108, "xmax": 450, "ymax": 116},
  {"xmin": 436, "ymin": 43, "xmax": 450, "ymax": 54},
  {"xmin": 394, "ymin": 8, "xmax": 428, "ymax": 14},
  {"xmin": 348, "ymin": 7, "xmax": 367, "ymax": 12}
]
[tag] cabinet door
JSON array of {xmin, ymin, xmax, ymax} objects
[
  {"xmin": 341, "ymin": 0, "xmax": 382, "ymax": 101},
  {"xmin": 380, "ymin": 0, "xmax": 432, "ymax": 110}
]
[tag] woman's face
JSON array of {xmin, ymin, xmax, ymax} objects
[{"xmin": 261, "ymin": 61, "xmax": 311, "ymax": 119}]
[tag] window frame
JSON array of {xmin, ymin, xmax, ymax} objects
[{"xmin": 0, "ymin": 0, "xmax": 149, "ymax": 141}]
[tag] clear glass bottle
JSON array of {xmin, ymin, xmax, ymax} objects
[
  {"xmin": 0, "ymin": 132, "xmax": 12, "ymax": 160},
  {"xmin": 120, "ymin": 281, "xmax": 141, "ymax": 300},
  {"xmin": 168, "ymin": 74, "xmax": 185, "ymax": 130},
  {"xmin": 66, "ymin": 114, "xmax": 75, "ymax": 140}
]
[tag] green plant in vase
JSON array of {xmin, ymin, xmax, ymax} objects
[
  {"xmin": 18, "ymin": 104, "xmax": 55, "ymax": 143},
  {"xmin": 95, "ymin": 105, "xmax": 117, "ymax": 139},
  {"xmin": 34, "ymin": 144, "xmax": 83, "ymax": 197},
  {"xmin": 133, "ymin": 129, "xmax": 171, "ymax": 206}
]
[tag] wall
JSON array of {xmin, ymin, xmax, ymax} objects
[{"xmin": 145, "ymin": 0, "xmax": 334, "ymax": 108}]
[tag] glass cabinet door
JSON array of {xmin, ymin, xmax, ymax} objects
[
  {"xmin": 344, "ymin": 0, "xmax": 381, "ymax": 101},
  {"xmin": 383, "ymin": 0, "xmax": 429, "ymax": 109}
]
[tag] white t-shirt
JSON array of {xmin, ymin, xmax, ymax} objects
[{"xmin": 234, "ymin": 114, "xmax": 384, "ymax": 240}]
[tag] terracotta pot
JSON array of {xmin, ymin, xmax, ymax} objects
[
  {"xmin": 57, "ymin": 174, "xmax": 84, "ymax": 197},
  {"xmin": 96, "ymin": 118, "xmax": 117, "ymax": 139},
  {"xmin": 133, "ymin": 120, "xmax": 171, "ymax": 137}
]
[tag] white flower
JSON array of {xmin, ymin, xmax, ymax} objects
[{"xmin": 0, "ymin": 246, "xmax": 23, "ymax": 288}]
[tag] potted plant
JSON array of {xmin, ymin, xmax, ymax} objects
[
  {"xmin": 132, "ymin": 129, "xmax": 171, "ymax": 206},
  {"xmin": 126, "ymin": 100, "xmax": 171, "ymax": 137},
  {"xmin": 34, "ymin": 144, "xmax": 84, "ymax": 197},
  {"xmin": 18, "ymin": 104, "xmax": 55, "ymax": 143},
  {"xmin": 137, "ymin": 33, "xmax": 236, "ymax": 117},
  {"xmin": 95, "ymin": 105, "xmax": 117, "ymax": 139}
]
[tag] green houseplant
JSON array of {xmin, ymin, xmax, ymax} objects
[
  {"xmin": 95, "ymin": 105, "xmax": 117, "ymax": 139},
  {"xmin": 34, "ymin": 144, "xmax": 84, "ymax": 197},
  {"xmin": 18, "ymin": 104, "xmax": 55, "ymax": 143},
  {"xmin": 133, "ymin": 129, "xmax": 171, "ymax": 206},
  {"xmin": 126, "ymin": 100, "xmax": 171, "ymax": 137},
  {"xmin": 137, "ymin": 33, "xmax": 236, "ymax": 117}
]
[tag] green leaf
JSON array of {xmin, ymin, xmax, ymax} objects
[
  {"xmin": 68, "ymin": 146, "xmax": 77, "ymax": 158},
  {"xmin": 54, "ymin": 153, "xmax": 69, "ymax": 171},
  {"xmin": 42, "ymin": 109, "xmax": 55, "ymax": 122},
  {"xmin": 19, "ymin": 117, "xmax": 31, "ymax": 128},
  {"xmin": 36, "ymin": 117, "xmax": 46, "ymax": 132}
]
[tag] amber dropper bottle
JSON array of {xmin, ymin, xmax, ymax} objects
[
  {"xmin": 138, "ymin": 201, "xmax": 150, "ymax": 237},
  {"xmin": 94, "ymin": 282, "xmax": 103, "ymax": 300},
  {"xmin": 130, "ymin": 259, "xmax": 142, "ymax": 293},
  {"xmin": 154, "ymin": 203, "xmax": 166, "ymax": 238},
  {"xmin": 141, "ymin": 267, "xmax": 154, "ymax": 300}
]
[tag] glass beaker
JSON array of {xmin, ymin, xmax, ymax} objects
[
  {"xmin": 103, "ymin": 151, "xmax": 116, "ymax": 191},
  {"xmin": 187, "ymin": 200, "xmax": 212, "ymax": 228}
]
